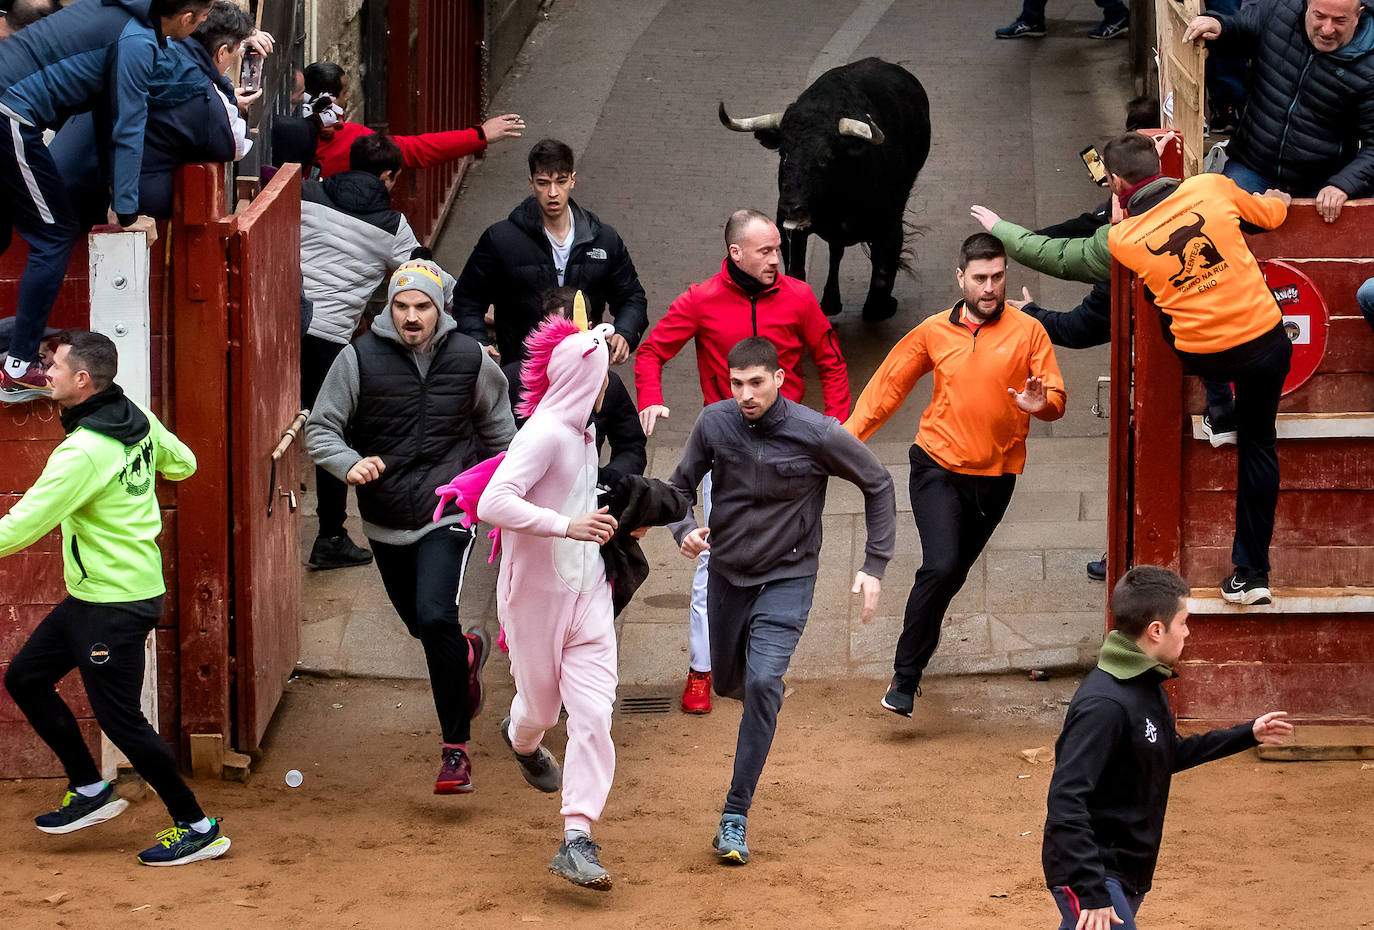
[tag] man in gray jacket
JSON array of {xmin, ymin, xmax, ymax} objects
[
  {"xmin": 306, "ymin": 260, "xmax": 515, "ymax": 795},
  {"xmin": 668, "ymin": 336, "xmax": 895, "ymax": 866}
]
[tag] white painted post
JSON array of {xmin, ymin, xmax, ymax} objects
[{"xmin": 88, "ymin": 230, "xmax": 157, "ymax": 781}]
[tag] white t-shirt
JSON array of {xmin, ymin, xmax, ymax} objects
[{"xmin": 544, "ymin": 217, "xmax": 575, "ymax": 286}]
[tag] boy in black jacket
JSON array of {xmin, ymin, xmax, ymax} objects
[{"xmin": 1043, "ymin": 566, "xmax": 1291, "ymax": 929}]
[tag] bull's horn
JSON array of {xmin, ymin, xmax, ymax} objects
[
  {"xmin": 838, "ymin": 117, "xmax": 885, "ymax": 145},
  {"xmin": 719, "ymin": 102, "xmax": 783, "ymax": 133}
]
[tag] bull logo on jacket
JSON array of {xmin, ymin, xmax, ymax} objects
[
  {"xmin": 117, "ymin": 438, "xmax": 154, "ymax": 497},
  {"xmin": 1145, "ymin": 212, "xmax": 1225, "ymax": 289}
]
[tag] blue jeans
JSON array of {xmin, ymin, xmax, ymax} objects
[
  {"xmin": 0, "ymin": 118, "xmax": 81, "ymax": 364},
  {"xmin": 1018, "ymin": 0, "xmax": 1127, "ymax": 25},
  {"xmin": 1051, "ymin": 876, "xmax": 1144, "ymax": 929},
  {"xmin": 706, "ymin": 571, "xmax": 815, "ymax": 815},
  {"xmin": 1222, "ymin": 158, "xmax": 1321, "ymax": 198},
  {"xmin": 1358, "ymin": 277, "xmax": 1374, "ymax": 332}
]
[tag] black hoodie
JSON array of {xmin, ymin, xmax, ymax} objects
[
  {"xmin": 452, "ymin": 196, "xmax": 648, "ymax": 362},
  {"xmin": 60, "ymin": 383, "xmax": 150, "ymax": 444}
]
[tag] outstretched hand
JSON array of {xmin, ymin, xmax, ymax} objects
[
  {"xmin": 970, "ymin": 205, "xmax": 1001, "ymax": 232},
  {"xmin": 1253, "ymin": 710, "xmax": 1293, "ymax": 745},
  {"xmin": 482, "ymin": 113, "xmax": 526, "ymax": 142},
  {"xmin": 1009, "ymin": 376, "xmax": 1049, "ymax": 413},
  {"xmin": 1007, "ymin": 286, "xmax": 1034, "ymax": 310}
]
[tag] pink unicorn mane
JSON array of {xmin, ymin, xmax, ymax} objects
[{"xmin": 517, "ymin": 316, "xmax": 582, "ymax": 418}]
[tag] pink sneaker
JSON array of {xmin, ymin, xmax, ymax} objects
[
  {"xmin": 434, "ymin": 746, "xmax": 473, "ymax": 794},
  {"xmin": 0, "ymin": 361, "xmax": 51, "ymax": 403}
]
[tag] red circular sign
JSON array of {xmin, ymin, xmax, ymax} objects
[{"xmin": 1261, "ymin": 259, "xmax": 1329, "ymax": 395}]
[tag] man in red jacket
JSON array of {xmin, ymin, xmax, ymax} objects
[
  {"xmin": 634, "ymin": 208, "xmax": 851, "ymax": 714},
  {"xmin": 301, "ymin": 61, "xmax": 525, "ymax": 178}
]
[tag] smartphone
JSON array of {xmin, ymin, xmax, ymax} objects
[
  {"xmin": 1080, "ymin": 145, "xmax": 1109, "ymax": 186},
  {"xmin": 240, "ymin": 48, "xmax": 263, "ymax": 94}
]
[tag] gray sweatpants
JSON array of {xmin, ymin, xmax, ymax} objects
[{"xmin": 706, "ymin": 570, "xmax": 816, "ymax": 816}]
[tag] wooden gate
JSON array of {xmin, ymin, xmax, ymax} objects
[{"xmin": 229, "ymin": 166, "xmax": 304, "ymax": 752}]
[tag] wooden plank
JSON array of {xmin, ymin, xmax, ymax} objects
[
  {"xmin": 1132, "ymin": 281, "xmax": 1185, "ymax": 571},
  {"xmin": 1187, "ymin": 588, "xmax": 1374, "ymax": 614},
  {"xmin": 1247, "ymin": 202, "xmax": 1374, "ymax": 260},
  {"xmin": 0, "ymin": 719, "xmax": 101, "ymax": 779},
  {"xmin": 1175, "ymin": 614, "xmax": 1374, "ymax": 663},
  {"xmin": 1171, "ymin": 661, "xmax": 1374, "ymax": 719},
  {"xmin": 1181, "ymin": 435, "xmax": 1374, "ymax": 491},
  {"xmin": 171, "ymin": 163, "xmax": 234, "ymax": 752},
  {"xmin": 1258, "ymin": 744, "xmax": 1374, "ymax": 761},
  {"xmin": 1182, "ymin": 545, "xmax": 1374, "ymax": 588},
  {"xmin": 1182, "ymin": 489, "xmax": 1374, "ymax": 547},
  {"xmin": 230, "ymin": 164, "xmax": 304, "ymax": 753},
  {"xmin": 1189, "ymin": 412, "xmax": 1374, "ymax": 442}
]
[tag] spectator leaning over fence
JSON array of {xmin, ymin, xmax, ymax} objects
[
  {"xmin": 305, "ymin": 260, "xmax": 515, "ymax": 796},
  {"xmin": 978, "ymin": 133, "xmax": 1292, "ymax": 606},
  {"xmin": 454, "ymin": 138, "xmax": 649, "ymax": 367},
  {"xmin": 0, "ymin": 331, "xmax": 231, "ymax": 867},
  {"xmin": 0, "ymin": 0, "xmax": 214, "ymax": 403},
  {"xmin": 1183, "ymin": 0, "xmax": 1374, "ymax": 224},
  {"xmin": 300, "ymin": 61, "xmax": 525, "ymax": 179},
  {"xmin": 300, "ymin": 131, "xmax": 454, "ymax": 570},
  {"xmin": 503, "ymin": 286, "xmax": 647, "ymax": 490},
  {"xmin": 845, "ymin": 233, "xmax": 1066, "ymax": 719},
  {"xmin": 1044, "ymin": 566, "xmax": 1291, "ymax": 930},
  {"xmin": 634, "ymin": 208, "xmax": 851, "ymax": 715},
  {"xmin": 51, "ymin": 0, "xmax": 263, "ymax": 225}
]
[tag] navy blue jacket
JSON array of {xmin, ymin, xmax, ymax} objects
[
  {"xmin": 0, "ymin": 0, "xmax": 163, "ymax": 217},
  {"xmin": 1215, "ymin": 0, "xmax": 1374, "ymax": 197}
]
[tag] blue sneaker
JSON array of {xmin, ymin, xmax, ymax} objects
[
  {"xmin": 713, "ymin": 813, "xmax": 749, "ymax": 864},
  {"xmin": 1088, "ymin": 18, "xmax": 1129, "ymax": 39},
  {"xmin": 995, "ymin": 19, "xmax": 1046, "ymax": 39},
  {"xmin": 137, "ymin": 819, "xmax": 231, "ymax": 867},
  {"xmin": 34, "ymin": 782, "xmax": 128, "ymax": 835}
]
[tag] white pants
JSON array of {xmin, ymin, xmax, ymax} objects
[{"xmin": 688, "ymin": 472, "xmax": 712, "ymax": 672}]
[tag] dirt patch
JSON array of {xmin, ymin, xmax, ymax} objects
[{"xmin": 2, "ymin": 674, "xmax": 1371, "ymax": 928}]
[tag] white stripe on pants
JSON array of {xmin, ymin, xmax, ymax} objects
[
  {"xmin": 9, "ymin": 117, "xmax": 55, "ymax": 224},
  {"xmin": 688, "ymin": 471, "xmax": 712, "ymax": 672}
]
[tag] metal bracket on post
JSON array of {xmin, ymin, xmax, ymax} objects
[{"xmin": 88, "ymin": 230, "xmax": 155, "ymax": 781}]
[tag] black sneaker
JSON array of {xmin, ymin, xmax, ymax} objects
[
  {"xmin": 34, "ymin": 782, "xmax": 128, "ymax": 835},
  {"xmin": 501, "ymin": 716, "xmax": 561, "ymax": 793},
  {"xmin": 1222, "ymin": 571, "xmax": 1272, "ymax": 606},
  {"xmin": 1086, "ymin": 555, "xmax": 1107, "ymax": 581},
  {"xmin": 1201, "ymin": 414, "xmax": 1238, "ymax": 448},
  {"xmin": 880, "ymin": 680, "xmax": 918, "ymax": 717},
  {"xmin": 995, "ymin": 19, "xmax": 1046, "ymax": 38},
  {"xmin": 308, "ymin": 532, "xmax": 373, "ymax": 570},
  {"xmin": 1088, "ymin": 17, "xmax": 1129, "ymax": 39},
  {"xmin": 137, "ymin": 819, "xmax": 231, "ymax": 866}
]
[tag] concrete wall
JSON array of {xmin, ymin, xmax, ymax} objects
[
  {"xmin": 486, "ymin": 0, "xmax": 546, "ymax": 96},
  {"xmin": 305, "ymin": 0, "xmax": 365, "ymax": 112}
]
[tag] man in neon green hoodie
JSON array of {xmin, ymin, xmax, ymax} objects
[{"xmin": 0, "ymin": 330, "xmax": 229, "ymax": 867}]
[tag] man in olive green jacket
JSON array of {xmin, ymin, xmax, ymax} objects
[{"xmin": 0, "ymin": 331, "xmax": 230, "ymax": 867}]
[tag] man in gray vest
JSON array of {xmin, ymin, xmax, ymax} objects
[{"xmin": 306, "ymin": 260, "xmax": 515, "ymax": 794}]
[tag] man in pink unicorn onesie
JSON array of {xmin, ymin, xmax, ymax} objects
[{"xmin": 477, "ymin": 313, "xmax": 622, "ymax": 890}]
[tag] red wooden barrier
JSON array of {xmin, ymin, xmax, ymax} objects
[
  {"xmin": 1111, "ymin": 189, "xmax": 1374, "ymax": 728},
  {"xmin": 386, "ymin": 0, "xmax": 485, "ymax": 243},
  {"xmin": 0, "ymin": 163, "xmax": 302, "ymax": 776}
]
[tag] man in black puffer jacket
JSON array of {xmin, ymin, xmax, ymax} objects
[
  {"xmin": 453, "ymin": 138, "xmax": 647, "ymax": 365},
  {"xmin": 305, "ymin": 260, "xmax": 515, "ymax": 797},
  {"xmin": 1184, "ymin": 0, "xmax": 1374, "ymax": 223}
]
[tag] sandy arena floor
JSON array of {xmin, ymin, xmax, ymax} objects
[{"xmin": 2, "ymin": 674, "xmax": 1371, "ymax": 929}]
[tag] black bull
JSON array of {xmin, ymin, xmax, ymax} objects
[{"xmin": 720, "ymin": 58, "xmax": 930, "ymax": 321}]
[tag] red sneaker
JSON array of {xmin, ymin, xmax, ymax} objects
[
  {"xmin": 681, "ymin": 669, "xmax": 712, "ymax": 714},
  {"xmin": 466, "ymin": 627, "xmax": 490, "ymax": 719},
  {"xmin": 434, "ymin": 746, "xmax": 473, "ymax": 794},
  {"xmin": 0, "ymin": 361, "xmax": 52, "ymax": 403}
]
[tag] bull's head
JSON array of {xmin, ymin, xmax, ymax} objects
[{"xmin": 719, "ymin": 101, "xmax": 885, "ymax": 231}]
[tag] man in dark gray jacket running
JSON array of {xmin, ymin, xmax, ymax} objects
[{"xmin": 667, "ymin": 336, "xmax": 895, "ymax": 866}]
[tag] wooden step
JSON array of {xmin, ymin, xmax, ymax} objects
[
  {"xmin": 1190, "ymin": 412, "xmax": 1374, "ymax": 442},
  {"xmin": 1187, "ymin": 587, "xmax": 1374, "ymax": 614}
]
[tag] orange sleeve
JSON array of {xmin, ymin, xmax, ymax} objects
[
  {"xmin": 1230, "ymin": 182, "xmax": 1288, "ymax": 232},
  {"xmin": 843, "ymin": 325, "xmax": 932, "ymax": 441},
  {"xmin": 1028, "ymin": 323, "xmax": 1067, "ymax": 422}
]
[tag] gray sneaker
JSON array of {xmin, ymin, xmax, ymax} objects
[
  {"xmin": 501, "ymin": 716, "xmax": 561, "ymax": 793},
  {"xmin": 713, "ymin": 813, "xmax": 749, "ymax": 864},
  {"xmin": 549, "ymin": 833, "xmax": 611, "ymax": 890}
]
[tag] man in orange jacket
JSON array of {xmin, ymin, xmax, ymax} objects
[
  {"xmin": 635, "ymin": 208, "xmax": 850, "ymax": 715},
  {"xmin": 846, "ymin": 233, "xmax": 1066, "ymax": 717}
]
